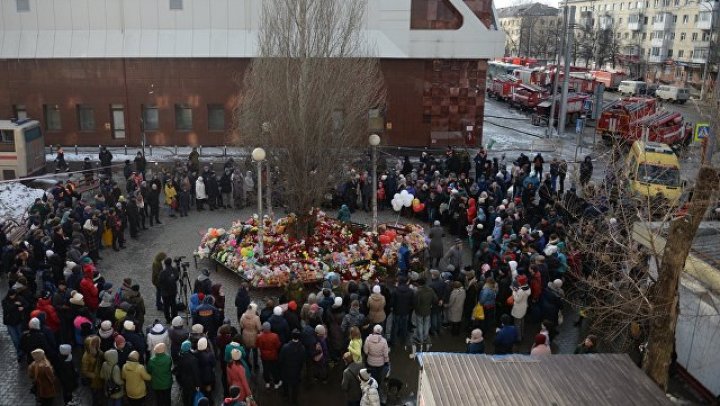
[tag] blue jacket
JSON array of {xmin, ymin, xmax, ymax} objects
[
  {"xmin": 493, "ymin": 325, "xmax": 518, "ymax": 355},
  {"xmin": 397, "ymin": 245, "xmax": 410, "ymax": 272}
]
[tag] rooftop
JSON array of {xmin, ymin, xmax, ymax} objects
[
  {"xmin": 418, "ymin": 353, "xmax": 671, "ymax": 405},
  {"xmin": 497, "ymin": 2, "xmax": 560, "ymax": 18}
]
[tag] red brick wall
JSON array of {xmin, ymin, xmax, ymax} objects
[
  {"xmin": 0, "ymin": 58, "xmax": 488, "ymax": 147},
  {"xmin": 410, "ymin": 0, "xmax": 495, "ymax": 30}
]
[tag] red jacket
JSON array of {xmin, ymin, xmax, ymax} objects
[
  {"xmin": 255, "ymin": 331, "xmax": 281, "ymax": 361},
  {"xmin": 226, "ymin": 362, "xmax": 252, "ymax": 400},
  {"xmin": 79, "ymin": 276, "xmax": 99, "ymax": 310},
  {"xmin": 33, "ymin": 298, "xmax": 60, "ymax": 332},
  {"xmin": 529, "ymin": 272, "xmax": 542, "ymax": 302}
]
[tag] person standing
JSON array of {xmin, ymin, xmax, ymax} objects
[
  {"xmin": 196, "ymin": 337, "xmax": 217, "ymax": 399},
  {"xmin": 158, "ymin": 257, "xmax": 179, "ymax": 323},
  {"xmin": 99, "ymin": 146, "xmax": 113, "ymax": 178},
  {"xmin": 151, "ymin": 252, "xmax": 167, "ymax": 311},
  {"xmin": 147, "ymin": 184, "xmax": 161, "ymax": 226},
  {"xmin": 341, "ymin": 351, "xmax": 363, "ymax": 406},
  {"xmin": 279, "ymin": 330, "xmax": 305, "ymax": 406},
  {"xmin": 427, "ymin": 221, "xmax": 444, "ymax": 268},
  {"xmin": 122, "ymin": 350, "xmax": 152, "ymax": 405},
  {"xmin": 363, "ymin": 325, "xmax": 389, "ymax": 395},
  {"xmin": 195, "ymin": 176, "xmax": 208, "ymax": 211},
  {"xmin": 575, "ymin": 334, "xmax": 598, "ymax": 354},
  {"xmin": 133, "ymin": 152, "xmax": 146, "ymax": 179},
  {"xmin": 28, "ymin": 349, "xmax": 58, "ymax": 406},
  {"xmin": 147, "ymin": 343, "xmax": 172, "ymax": 406},
  {"xmin": 510, "ymin": 275, "xmax": 531, "ymax": 341},
  {"xmin": 390, "ymin": 276, "xmax": 413, "ymax": 348},
  {"xmin": 163, "ymin": 181, "xmax": 177, "ymax": 218},
  {"xmin": 446, "ymin": 281, "xmax": 466, "ymax": 336},
  {"xmin": 256, "ymin": 322, "xmax": 282, "ymax": 389},
  {"xmin": 358, "ymin": 368, "xmax": 381, "ymax": 406},
  {"xmin": 579, "ymin": 155, "xmax": 593, "ymax": 186},
  {"xmin": 558, "ymin": 159, "xmax": 568, "ymax": 194},
  {"xmin": 176, "ymin": 340, "xmax": 200, "ymax": 406},
  {"xmin": 100, "ymin": 349, "xmax": 125, "ymax": 406},
  {"xmin": 2, "ymin": 288, "xmax": 28, "ymax": 362},
  {"xmin": 226, "ymin": 348, "xmax": 253, "ymax": 402},
  {"xmin": 410, "ymin": 278, "xmax": 437, "ymax": 358},
  {"xmin": 57, "ymin": 344, "xmax": 79, "ymax": 406}
]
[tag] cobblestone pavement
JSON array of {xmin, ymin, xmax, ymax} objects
[{"xmin": 0, "ymin": 202, "xmax": 589, "ymax": 405}]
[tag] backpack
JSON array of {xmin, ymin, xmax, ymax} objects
[
  {"xmin": 104, "ymin": 365, "xmax": 122, "ymax": 397},
  {"xmin": 113, "ymin": 290, "xmax": 124, "ymax": 307}
]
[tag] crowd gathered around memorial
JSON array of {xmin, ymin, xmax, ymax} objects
[{"xmin": 2, "ymin": 145, "xmax": 606, "ymax": 406}]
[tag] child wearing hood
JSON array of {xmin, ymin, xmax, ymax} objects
[{"xmin": 57, "ymin": 344, "xmax": 79, "ymax": 405}]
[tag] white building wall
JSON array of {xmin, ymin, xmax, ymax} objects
[{"xmin": 0, "ymin": 0, "xmax": 505, "ymax": 59}]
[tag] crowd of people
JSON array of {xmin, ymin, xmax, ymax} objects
[{"xmin": 2, "ymin": 144, "xmax": 605, "ymax": 406}]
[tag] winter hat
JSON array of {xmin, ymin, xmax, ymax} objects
[
  {"xmin": 69, "ymin": 292, "xmax": 85, "ymax": 306},
  {"xmin": 172, "ymin": 316, "xmax": 184, "ymax": 327},
  {"xmin": 154, "ymin": 343, "xmax": 166, "ymax": 354},
  {"xmin": 273, "ymin": 306, "xmax": 283, "ymax": 316},
  {"xmin": 315, "ymin": 325, "xmax": 327, "ymax": 336},
  {"xmin": 372, "ymin": 285, "xmax": 381, "ymax": 294},
  {"xmin": 31, "ymin": 348, "xmax": 46, "ymax": 362},
  {"xmin": 231, "ymin": 348, "xmax": 241, "ymax": 361},
  {"xmin": 45, "ymin": 249, "xmax": 54, "ymax": 258},
  {"xmin": 262, "ymin": 322, "xmax": 271, "ymax": 332},
  {"xmin": 100, "ymin": 320, "xmax": 113, "ymax": 332},
  {"xmin": 197, "ymin": 337, "xmax": 208, "ymax": 351},
  {"xmin": 468, "ymin": 328, "xmax": 484, "ymax": 344},
  {"xmin": 550, "ymin": 279, "xmax": 563, "ymax": 290},
  {"xmin": 495, "ymin": 217, "xmax": 502, "ymax": 224},
  {"xmin": 288, "ymin": 301, "xmax": 297, "ymax": 311},
  {"xmin": 151, "ymin": 323, "xmax": 164, "ymax": 334},
  {"xmin": 333, "ymin": 297, "xmax": 343, "ymax": 308},
  {"xmin": 180, "ymin": 340, "xmax": 192, "ymax": 353},
  {"xmin": 123, "ymin": 320, "xmax": 135, "ymax": 332},
  {"xmin": 122, "ymin": 278, "xmax": 132, "ymax": 289},
  {"xmin": 191, "ymin": 324, "xmax": 204, "ymax": 334},
  {"xmin": 534, "ymin": 334, "xmax": 547, "ymax": 346},
  {"xmin": 359, "ymin": 368, "xmax": 371, "ymax": 381},
  {"xmin": 114, "ymin": 335, "xmax": 126, "ymax": 348},
  {"xmin": 59, "ymin": 344, "xmax": 72, "ymax": 356},
  {"xmin": 517, "ymin": 275, "xmax": 528, "ymax": 286},
  {"xmin": 99, "ymin": 291, "xmax": 114, "ymax": 308},
  {"xmin": 128, "ymin": 351, "xmax": 140, "ymax": 362},
  {"xmin": 373, "ymin": 324, "xmax": 383, "ymax": 334},
  {"xmin": 28, "ymin": 317, "xmax": 41, "ymax": 330},
  {"xmin": 434, "ymin": 220, "xmax": 441, "ymax": 226},
  {"xmin": 310, "ymin": 303, "xmax": 319, "ymax": 312}
]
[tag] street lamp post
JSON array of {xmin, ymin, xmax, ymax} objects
[
  {"xmin": 252, "ymin": 147, "xmax": 266, "ymax": 258},
  {"xmin": 369, "ymin": 134, "xmax": 381, "ymax": 233}
]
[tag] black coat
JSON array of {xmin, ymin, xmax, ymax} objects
[
  {"xmin": 175, "ymin": 351, "xmax": 201, "ymax": 388},
  {"xmin": 392, "ymin": 284, "xmax": 414, "ymax": 316},
  {"xmin": 268, "ymin": 314, "xmax": 290, "ymax": 343},
  {"xmin": 158, "ymin": 266, "xmax": 179, "ymax": 297},
  {"xmin": 279, "ymin": 340, "xmax": 306, "ymax": 384}
]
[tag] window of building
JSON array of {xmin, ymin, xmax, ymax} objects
[
  {"xmin": 170, "ymin": 0, "xmax": 183, "ymax": 10},
  {"xmin": 16, "ymin": 0, "xmax": 29, "ymax": 12},
  {"xmin": 670, "ymin": 32, "xmax": 675, "ymax": 39},
  {"xmin": 644, "ymin": 16, "xmax": 649, "ymax": 23},
  {"xmin": 1, "ymin": 130, "xmax": 14, "ymax": 144},
  {"xmin": 694, "ymin": 14, "xmax": 698, "ymax": 22},
  {"xmin": 620, "ymin": 3, "xmax": 624, "ymax": 9},
  {"xmin": 680, "ymin": 32, "xmax": 686, "ymax": 40},
  {"xmin": 702, "ymin": 32, "xmax": 710, "ymax": 41},
  {"xmin": 642, "ymin": 32, "xmax": 647, "ymax": 39},
  {"xmin": 689, "ymin": 50, "xmax": 694, "ymax": 57},
  {"xmin": 142, "ymin": 105, "xmax": 159, "ymax": 131},
  {"xmin": 207, "ymin": 105, "xmax": 225, "ymax": 132},
  {"xmin": 674, "ymin": 0, "xmax": 679, "ymax": 6},
  {"xmin": 175, "ymin": 104, "xmax": 192, "ymax": 131},
  {"xmin": 654, "ymin": 0, "xmax": 659, "ymax": 7},
  {"xmin": 619, "ymin": 18, "xmax": 623, "ymax": 24},
  {"xmin": 43, "ymin": 105, "xmax": 62, "ymax": 131},
  {"xmin": 111, "ymin": 104, "xmax": 126, "ymax": 139},
  {"xmin": 12, "ymin": 104, "xmax": 27, "ymax": 120},
  {"xmin": 76, "ymin": 105, "xmax": 95, "ymax": 131},
  {"xmin": 692, "ymin": 32, "xmax": 698, "ymax": 40},
  {"xmin": 683, "ymin": 15, "xmax": 688, "ymax": 23},
  {"xmin": 667, "ymin": 49, "xmax": 673, "ymax": 57},
  {"xmin": 673, "ymin": 15, "xmax": 677, "ymax": 23},
  {"xmin": 624, "ymin": 32, "xmax": 629, "ymax": 38},
  {"xmin": 678, "ymin": 49, "xmax": 684, "ymax": 57}
]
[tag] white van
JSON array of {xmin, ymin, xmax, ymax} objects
[
  {"xmin": 655, "ymin": 85, "xmax": 690, "ymax": 104},
  {"xmin": 618, "ymin": 80, "xmax": 647, "ymax": 96}
]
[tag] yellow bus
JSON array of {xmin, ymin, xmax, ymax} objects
[{"xmin": 0, "ymin": 119, "xmax": 46, "ymax": 180}]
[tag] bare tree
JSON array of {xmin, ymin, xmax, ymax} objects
[{"xmin": 234, "ymin": 0, "xmax": 386, "ymax": 233}]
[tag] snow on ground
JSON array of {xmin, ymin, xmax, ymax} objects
[{"xmin": 0, "ymin": 182, "xmax": 45, "ymax": 223}]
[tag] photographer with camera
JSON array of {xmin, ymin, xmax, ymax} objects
[{"xmin": 158, "ymin": 258, "xmax": 179, "ymax": 323}]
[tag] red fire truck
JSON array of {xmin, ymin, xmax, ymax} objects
[
  {"xmin": 533, "ymin": 93, "xmax": 591, "ymax": 126},
  {"xmin": 488, "ymin": 75, "xmax": 520, "ymax": 101},
  {"xmin": 512, "ymin": 68, "xmax": 547, "ymax": 86},
  {"xmin": 596, "ymin": 97, "xmax": 657, "ymax": 143},
  {"xmin": 628, "ymin": 111, "xmax": 692, "ymax": 146},
  {"xmin": 509, "ymin": 83, "xmax": 548, "ymax": 110}
]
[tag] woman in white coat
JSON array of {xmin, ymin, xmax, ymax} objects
[
  {"xmin": 510, "ymin": 274, "xmax": 531, "ymax": 340},
  {"xmin": 446, "ymin": 281, "xmax": 466, "ymax": 336},
  {"xmin": 195, "ymin": 176, "xmax": 208, "ymax": 211}
]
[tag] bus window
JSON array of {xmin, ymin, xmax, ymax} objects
[{"xmin": 1, "ymin": 129, "xmax": 15, "ymax": 151}]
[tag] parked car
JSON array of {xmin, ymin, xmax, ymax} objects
[{"xmin": 618, "ymin": 80, "xmax": 647, "ymax": 97}]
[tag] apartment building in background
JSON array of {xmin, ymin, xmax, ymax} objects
[
  {"xmin": 497, "ymin": 3, "xmax": 562, "ymax": 61},
  {"xmin": 563, "ymin": 0, "xmax": 718, "ymax": 95}
]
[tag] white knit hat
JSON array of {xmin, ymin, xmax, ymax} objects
[
  {"xmin": 191, "ymin": 324, "xmax": 204, "ymax": 334},
  {"xmin": 123, "ymin": 320, "xmax": 135, "ymax": 332},
  {"xmin": 197, "ymin": 337, "xmax": 208, "ymax": 351}
]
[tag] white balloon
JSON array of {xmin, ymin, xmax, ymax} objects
[
  {"xmin": 394, "ymin": 193, "xmax": 401, "ymax": 200},
  {"xmin": 400, "ymin": 190, "xmax": 409, "ymax": 197},
  {"xmin": 392, "ymin": 202, "xmax": 402, "ymax": 212},
  {"xmin": 403, "ymin": 195, "xmax": 413, "ymax": 207}
]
